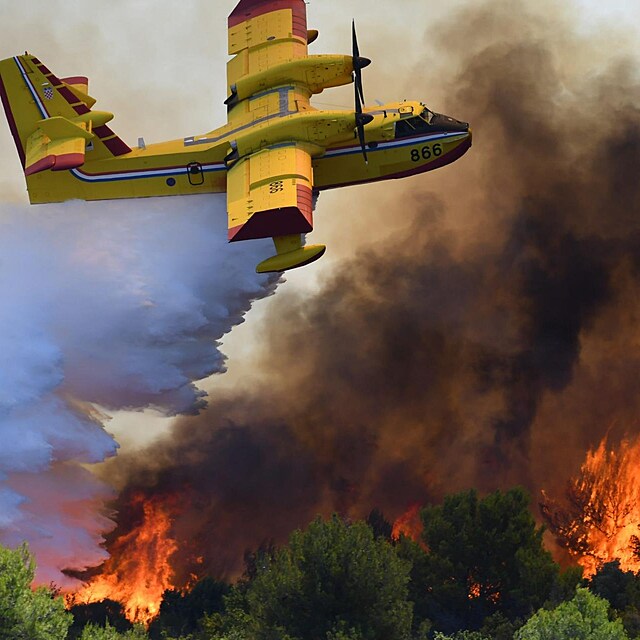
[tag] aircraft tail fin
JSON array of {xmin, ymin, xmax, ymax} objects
[{"xmin": 0, "ymin": 54, "xmax": 130, "ymax": 175}]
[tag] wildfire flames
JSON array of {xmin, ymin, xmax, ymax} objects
[
  {"xmin": 63, "ymin": 434, "xmax": 640, "ymax": 625},
  {"xmin": 69, "ymin": 493, "xmax": 182, "ymax": 625},
  {"xmin": 391, "ymin": 504, "xmax": 424, "ymax": 542},
  {"xmin": 542, "ymin": 434, "xmax": 640, "ymax": 577}
]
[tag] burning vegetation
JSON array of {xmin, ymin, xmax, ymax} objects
[
  {"xmin": 68, "ymin": 493, "xmax": 184, "ymax": 625},
  {"xmin": 391, "ymin": 504, "xmax": 424, "ymax": 543},
  {"xmin": 62, "ymin": 487, "xmax": 564, "ymax": 638},
  {"xmin": 542, "ymin": 434, "xmax": 640, "ymax": 578}
]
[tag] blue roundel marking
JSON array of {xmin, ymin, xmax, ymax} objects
[{"xmin": 166, "ymin": 178, "xmax": 176, "ymax": 187}]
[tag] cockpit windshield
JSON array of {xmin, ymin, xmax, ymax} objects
[
  {"xmin": 394, "ymin": 105, "xmax": 438, "ymax": 138},
  {"xmin": 395, "ymin": 115, "xmax": 428, "ymax": 138},
  {"xmin": 394, "ymin": 105, "xmax": 468, "ymax": 138},
  {"xmin": 420, "ymin": 107, "xmax": 435, "ymax": 123}
]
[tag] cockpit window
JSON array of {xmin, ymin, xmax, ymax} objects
[
  {"xmin": 421, "ymin": 107, "xmax": 435, "ymax": 123},
  {"xmin": 395, "ymin": 106, "xmax": 440, "ymax": 138},
  {"xmin": 395, "ymin": 115, "xmax": 431, "ymax": 138}
]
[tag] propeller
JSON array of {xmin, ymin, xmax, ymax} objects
[{"xmin": 352, "ymin": 20, "xmax": 373, "ymax": 163}]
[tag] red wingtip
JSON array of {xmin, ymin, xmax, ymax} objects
[{"xmin": 229, "ymin": 0, "xmax": 306, "ymax": 37}]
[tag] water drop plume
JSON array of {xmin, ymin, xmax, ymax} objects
[{"xmin": 0, "ymin": 195, "xmax": 278, "ymax": 586}]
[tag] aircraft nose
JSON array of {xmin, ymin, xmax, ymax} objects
[{"xmin": 431, "ymin": 112, "xmax": 469, "ymax": 133}]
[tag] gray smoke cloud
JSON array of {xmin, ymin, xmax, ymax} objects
[
  {"xmin": 0, "ymin": 196, "xmax": 278, "ymax": 586},
  {"xmin": 98, "ymin": 0, "xmax": 640, "ymax": 583}
]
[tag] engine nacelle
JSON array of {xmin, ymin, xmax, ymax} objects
[{"xmin": 226, "ymin": 54, "xmax": 354, "ymax": 107}]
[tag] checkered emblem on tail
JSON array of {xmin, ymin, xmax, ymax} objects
[{"xmin": 43, "ymin": 86, "xmax": 54, "ymax": 100}]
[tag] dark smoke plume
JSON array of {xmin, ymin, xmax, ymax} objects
[{"xmin": 102, "ymin": 0, "xmax": 640, "ymax": 580}]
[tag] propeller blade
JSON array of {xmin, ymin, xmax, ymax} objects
[
  {"xmin": 352, "ymin": 20, "xmax": 360, "ymax": 60},
  {"xmin": 355, "ymin": 97, "xmax": 373, "ymax": 163},
  {"xmin": 352, "ymin": 21, "xmax": 370, "ymax": 105},
  {"xmin": 357, "ymin": 121, "xmax": 368, "ymax": 164},
  {"xmin": 352, "ymin": 20, "xmax": 372, "ymax": 163}
]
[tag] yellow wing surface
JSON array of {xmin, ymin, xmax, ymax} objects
[
  {"xmin": 224, "ymin": 0, "xmax": 326, "ymax": 272},
  {"xmin": 227, "ymin": 142, "xmax": 313, "ymax": 241},
  {"xmin": 226, "ymin": 142, "xmax": 324, "ymax": 273},
  {"xmin": 226, "ymin": 0, "xmax": 308, "ymax": 102}
]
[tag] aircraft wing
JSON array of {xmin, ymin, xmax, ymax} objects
[
  {"xmin": 227, "ymin": 142, "xmax": 314, "ymax": 242},
  {"xmin": 226, "ymin": 0, "xmax": 309, "ymax": 118},
  {"xmin": 224, "ymin": 1, "xmax": 327, "ymax": 273}
]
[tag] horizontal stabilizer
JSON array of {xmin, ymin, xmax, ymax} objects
[{"xmin": 38, "ymin": 116, "xmax": 94, "ymax": 141}]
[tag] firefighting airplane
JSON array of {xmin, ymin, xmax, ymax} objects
[{"xmin": 0, "ymin": 0, "xmax": 471, "ymax": 273}]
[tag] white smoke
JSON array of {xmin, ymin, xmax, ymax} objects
[{"xmin": 0, "ymin": 195, "xmax": 278, "ymax": 586}]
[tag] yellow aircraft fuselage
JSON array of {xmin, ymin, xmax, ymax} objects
[{"xmin": 24, "ymin": 95, "xmax": 470, "ymax": 205}]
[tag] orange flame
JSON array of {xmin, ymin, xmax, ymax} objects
[
  {"xmin": 69, "ymin": 493, "xmax": 181, "ymax": 625},
  {"xmin": 543, "ymin": 434, "xmax": 640, "ymax": 577},
  {"xmin": 468, "ymin": 581, "xmax": 481, "ymax": 599},
  {"xmin": 391, "ymin": 504, "xmax": 424, "ymax": 543}
]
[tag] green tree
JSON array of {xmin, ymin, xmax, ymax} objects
[
  {"xmin": 68, "ymin": 599, "xmax": 132, "ymax": 639},
  {"xmin": 548, "ymin": 566, "xmax": 583, "ymax": 607},
  {"xmin": 148, "ymin": 577, "xmax": 230, "ymax": 639},
  {"xmin": 79, "ymin": 621, "xmax": 148, "ymax": 639},
  {"xmin": 479, "ymin": 611, "xmax": 520, "ymax": 640},
  {"xmin": 365, "ymin": 509, "xmax": 393, "ymax": 542},
  {"xmin": 0, "ymin": 542, "xmax": 71, "ymax": 640},
  {"xmin": 588, "ymin": 561, "xmax": 640, "ymax": 639},
  {"xmin": 588, "ymin": 561, "xmax": 637, "ymax": 612},
  {"xmin": 514, "ymin": 588, "xmax": 628, "ymax": 639},
  {"xmin": 434, "ymin": 632, "xmax": 490, "ymax": 640},
  {"xmin": 399, "ymin": 488, "xmax": 558, "ymax": 634},
  {"xmin": 223, "ymin": 515, "xmax": 413, "ymax": 640}
]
